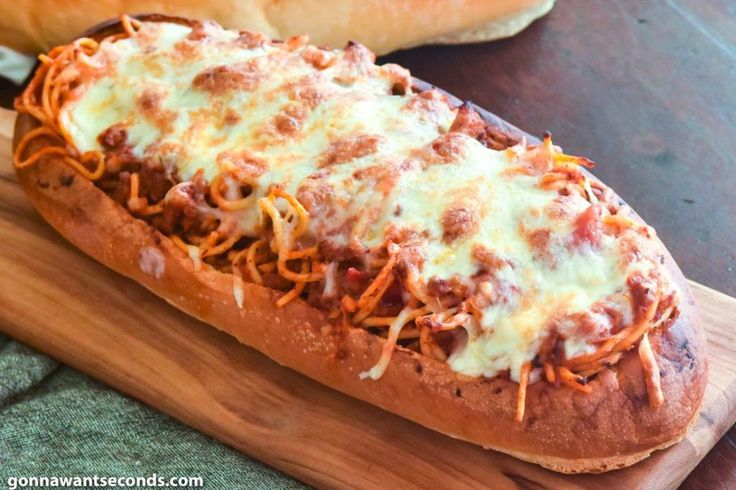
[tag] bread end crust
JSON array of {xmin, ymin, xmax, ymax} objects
[
  {"xmin": 419, "ymin": 0, "xmax": 555, "ymax": 48},
  {"xmin": 0, "ymin": 0, "xmax": 554, "ymax": 55}
]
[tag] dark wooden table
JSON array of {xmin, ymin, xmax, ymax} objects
[{"xmin": 1, "ymin": 0, "xmax": 733, "ymax": 487}]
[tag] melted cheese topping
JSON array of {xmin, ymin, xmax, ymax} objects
[{"xmin": 59, "ymin": 21, "xmax": 668, "ymax": 381}]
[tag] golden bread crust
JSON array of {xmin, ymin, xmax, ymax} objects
[{"xmin": 0, "ymin": 0, "xmax": 554, "ymax": 55}]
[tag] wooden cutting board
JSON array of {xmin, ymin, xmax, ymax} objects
[{"xmin": 1, "ymin": 106, "xmax": 735, "ymax": 489}]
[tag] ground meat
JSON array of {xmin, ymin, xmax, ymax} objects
[
  {"xmin": 98, "ymin": 124, "xmax": 178, "ymax": 207},
  {"xmin": 317, "ymin": 240, "xmax": 365, "ymax": 265},
  {"xmin": 109, "ymin": 171, "xmax": 132, "ymax": 206},
  {"xmin": 371, "ymin": 279, "xmax": 405, "ymax": 317},
  {"xmin": 426, "ymin": 276, "xmax": 470, "ymax": 308},
  {"xmin": 158, "ymin": 172, "xmax": 217, "ymax": 235},
  {"xmin": 383, "ymin": 225, "xmax": 425, "ymax": 246},
  {"xmin": 536, "ymin": 327, "xmax": 564, "ymax": 364},
  {"xmin": 140, "ymin": 160, "xmax": 178, "ymax": 203},
  {"xmin": 306, "ymin": 285, "xmax": 339, "ymax": 311},
  {"xmin": 97, "ymin": 124, "xmax": 140, "ymax": 174},
  {"xmin": 98, "ymin": 124, "xmax": 127, "ymax": 148}
]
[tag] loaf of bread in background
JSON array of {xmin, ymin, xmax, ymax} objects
[{"xmin": 0, "ymin": 0, "xmax": 554, "ymax": 55}]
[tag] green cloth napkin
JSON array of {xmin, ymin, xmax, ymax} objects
[{"xmin": 0, "ymin": 333, "xmax": 307, "ymax": 489}]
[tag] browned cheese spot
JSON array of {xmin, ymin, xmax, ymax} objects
[
  {"xmin": 442, "ymin": 197, "xmax": 481, "ymax": 244},
  {"xmin": 136, "ymin": 89, "xmax": 176, "ymax": 133},
  {"xmin": 301, "ymin": 45, "xmax": 336, "ymax": 69},
  {"xmin": 217, "ymin": 150, "xmax": 267, "ymax": 177},
  {"xmin": 319, "ymin": 135, "xmax": 381, "ymax": 167},
  {"xmin": 273, "ymin": 104, "xmax": 309, "ymax": 136},
  {"xmin": 413, "ymin": 132, "xmax": 468, "ymax": 167},
  {"xmin": 192, "ymin": 62, "xmax": 263, "ymax": 95},
  {"xmin": 472, "ymin": 244, "xmax": 509, "ymax": 272},
  {"xmin": 236, "ymin": 30, "xmax": 268, "ymax": 49},
  {"xmin": 450, "ymin": 103, "xmax": 486, "ymax": 139}
]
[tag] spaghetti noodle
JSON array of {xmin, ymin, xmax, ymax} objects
[{"xmin": 515, "ymin": 362, "xmax": 532, "ymax": 422}]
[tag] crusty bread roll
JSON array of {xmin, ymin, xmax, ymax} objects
[
  {"xmin": 11, "ymin": 15, "xmax": 707, "ymax": 473},
  {"xmin": 0, "ymin": 0, "xmax": 554, "ymax": 55}
]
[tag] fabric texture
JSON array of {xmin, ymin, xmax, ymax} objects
[
  {"xmin": 0, "ymin": 333, "xmax": 306, "ymax": 489},
  {"xmin": 0, "ymin": 47, "xmax": 34, "ymax": 84}
]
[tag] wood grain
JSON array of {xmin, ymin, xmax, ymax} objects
[{"xmin": 0, "ymin": 106, "xmax": 734, "ymax": 489}]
